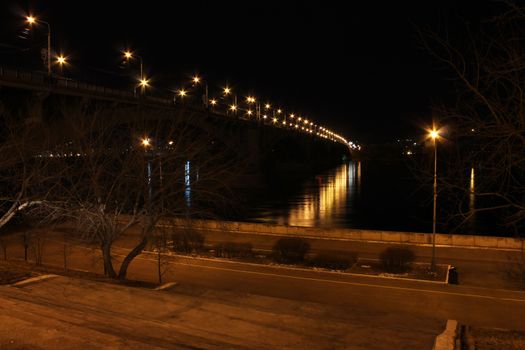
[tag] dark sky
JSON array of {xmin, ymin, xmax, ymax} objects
[{"xmin": 0, "ymin": 1, "xmax": 500, "ymax": 143}]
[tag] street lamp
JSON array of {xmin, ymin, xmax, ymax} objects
[
  {"xmin": 26, "ymin": 14, "xmax": 51, "ymax": 76},
  {"xmin": 137, "ymin": 77, "xmax": 149, "ymax": 95},
  {"xmin": 123, "ymin": 50, "xmax": 143, "ymax": 79},
  {"xmin": 56, "ymin": 55, "xmax": 67, "ymax": 65},
  {"xmin": 223, "ymin": 86, "xmax": 237, "ymax": 115},
  {"xmin": 191, "ymin": 75, "xmax": 208, "ymax": 108},
  {"xmin": 123, "ymin": 50, "xmax": 144, "ymax": 93},
  {"xmin": 141, "ymin": 137, "xmax": 151, "ymax": 147},
  {"xmin": 428, "ymin": 127, "xmax": 441, "ymax": 272}
]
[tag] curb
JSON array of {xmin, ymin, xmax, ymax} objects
[{"xmin": 433, "ymin": 319, "xmax": 459, "ymax": 350}]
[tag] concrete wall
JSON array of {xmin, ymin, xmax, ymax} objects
[{"xmin": 166, "ymin": 218, "xmax": 525, "ymax": 250}]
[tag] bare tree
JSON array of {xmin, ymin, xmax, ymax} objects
[
  {"xmin": 31, "ymin": 104, "xmax": 246, "ymax": 280},
  {"xmin": 418, "ymin": 2, "xmax": 525, "ymax": 234}
]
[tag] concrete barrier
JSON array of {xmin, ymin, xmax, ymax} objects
[
  {"xmin": 433, "ymin": 320, "xmax": 459, "ymax": 350},
  {"xmin": 153, "ymin": 217, "xmax": 524, "ymax": 250}
]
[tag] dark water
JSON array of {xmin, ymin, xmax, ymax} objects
[{"xmin": 244, "ymin": 160, "xmax": 504, "ymax": 235}]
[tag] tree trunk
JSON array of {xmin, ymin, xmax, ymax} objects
[
  {"xmin": 101, "ymin": 242, "xmax": 116, "ymax": 278},
  {"xmin": 117, "ymin": 236, "xmax": 148, "ymax": 280}
]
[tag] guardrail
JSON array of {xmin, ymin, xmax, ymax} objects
[
  {"xmin": 0, "ymin": 66, "xmax": 351, "ymax": 147},
  {"xmin": 0, "ymin": 66, "xmax": 174, "ymax": 106}
]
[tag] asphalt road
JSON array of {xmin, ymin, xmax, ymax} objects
[
  {"xmin": 2, "ymin": 226, "xmax": 525, "ymax": 334},
  {"xmin": 4, "ymin": 231, "xmax": 525, "ymax": 333}
]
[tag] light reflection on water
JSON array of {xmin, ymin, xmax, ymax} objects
[
  {"xmin": 248, "ymin": 161, "xmax": 486, "ymax": 234},
  {"xmin": 287, "ymin": 162, "xmax": 360, "ymax": 226},
  {"xmin": 255, "ymin": 162, "xmax": 361, "ymax": 227}
]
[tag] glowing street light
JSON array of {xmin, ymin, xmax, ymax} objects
[
  {"xmin": 56, "ymin": 55, "xmax": 67, "ymax": 65},
  {"xmin": 26, "ymin": 14, "xmax": 51, "ymax": 76},
  {"xmin": 139, "ymin": 78, "xmax": 149, "ymax": 88},
  {"xmin": 191, "ymin": 75, "xmax": 208, "ymax": 108},
  {"xmin": 141, "ymin": 138, "xmax": 151, "ymax": 147},
  {"xmin": 178, "ymin": 89, "xmax": 187, "ymax": 97},
  {"xmin": 222, "ymin": 87, "xmax": 237, "ymax": 114},
  {"xmin": 123, "ymin": 50, "xmax": 144, "ymax": 86},
  {"xmin": 137, "ymin": 77, "xmax": 149, "ymax": 95}
]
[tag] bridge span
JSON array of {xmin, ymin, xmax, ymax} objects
[{"xmin": 0, "ymin": 66, "xmax": 356, "ymax": 179}]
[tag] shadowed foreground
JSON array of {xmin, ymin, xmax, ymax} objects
[{"xmin": 0, "ymin": 275, "xmax": 441, "ymax": 350}]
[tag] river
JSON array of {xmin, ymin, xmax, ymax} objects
[{"xmin": 244, "ymin": 160, "xmax": 504, "ymax": 236}]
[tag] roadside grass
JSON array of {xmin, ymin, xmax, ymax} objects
[
  {"xmin": 148, "ymin": 244, "xmax": 449, "ymax": 283},
  {"xmin": 469, "ymin": 327, "xmax": 525, "ymax": 350}
]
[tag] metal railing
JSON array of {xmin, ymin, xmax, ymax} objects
[{"xmin": 0, "ymin": 66, "xmax": 349, "ymax": 146}]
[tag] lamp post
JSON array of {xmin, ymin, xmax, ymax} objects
[
  {"xmin": 26, "ymin": 15, "xmax": 51, "ymax": 76},
  {"xmin": 192, "ymin": 76, "xmax": 208, "ymax": 108},
  {"xmin": 56, "ymin": 54, "xmax": 67, "ymax": 76},
  {"xmin": 429, "ymin": 128, "xmax": 440, "ymax": 272},
  {"xmin": 123, "ymin": 50, "xmax": 146, "ymax": 94},
  {"xmin": 136, "ymin": 77, "xmax": 149, "ymax": 96},
  {"xmin": 223, "ymin": 86, "xmax": 236, "ymax": 115}
]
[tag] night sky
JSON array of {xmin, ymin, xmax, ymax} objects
[{"xmin": 0, "ymin": 1, "xmax": 500, "ymax": 143}]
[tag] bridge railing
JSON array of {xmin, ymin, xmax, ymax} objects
[
  {"xmin": 0, "ymin": 66, "xmax": 152, "ymax": 103},
  {"xmin": 0, "ymin": 66, "xmax": 350, "ymax": 147}
]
